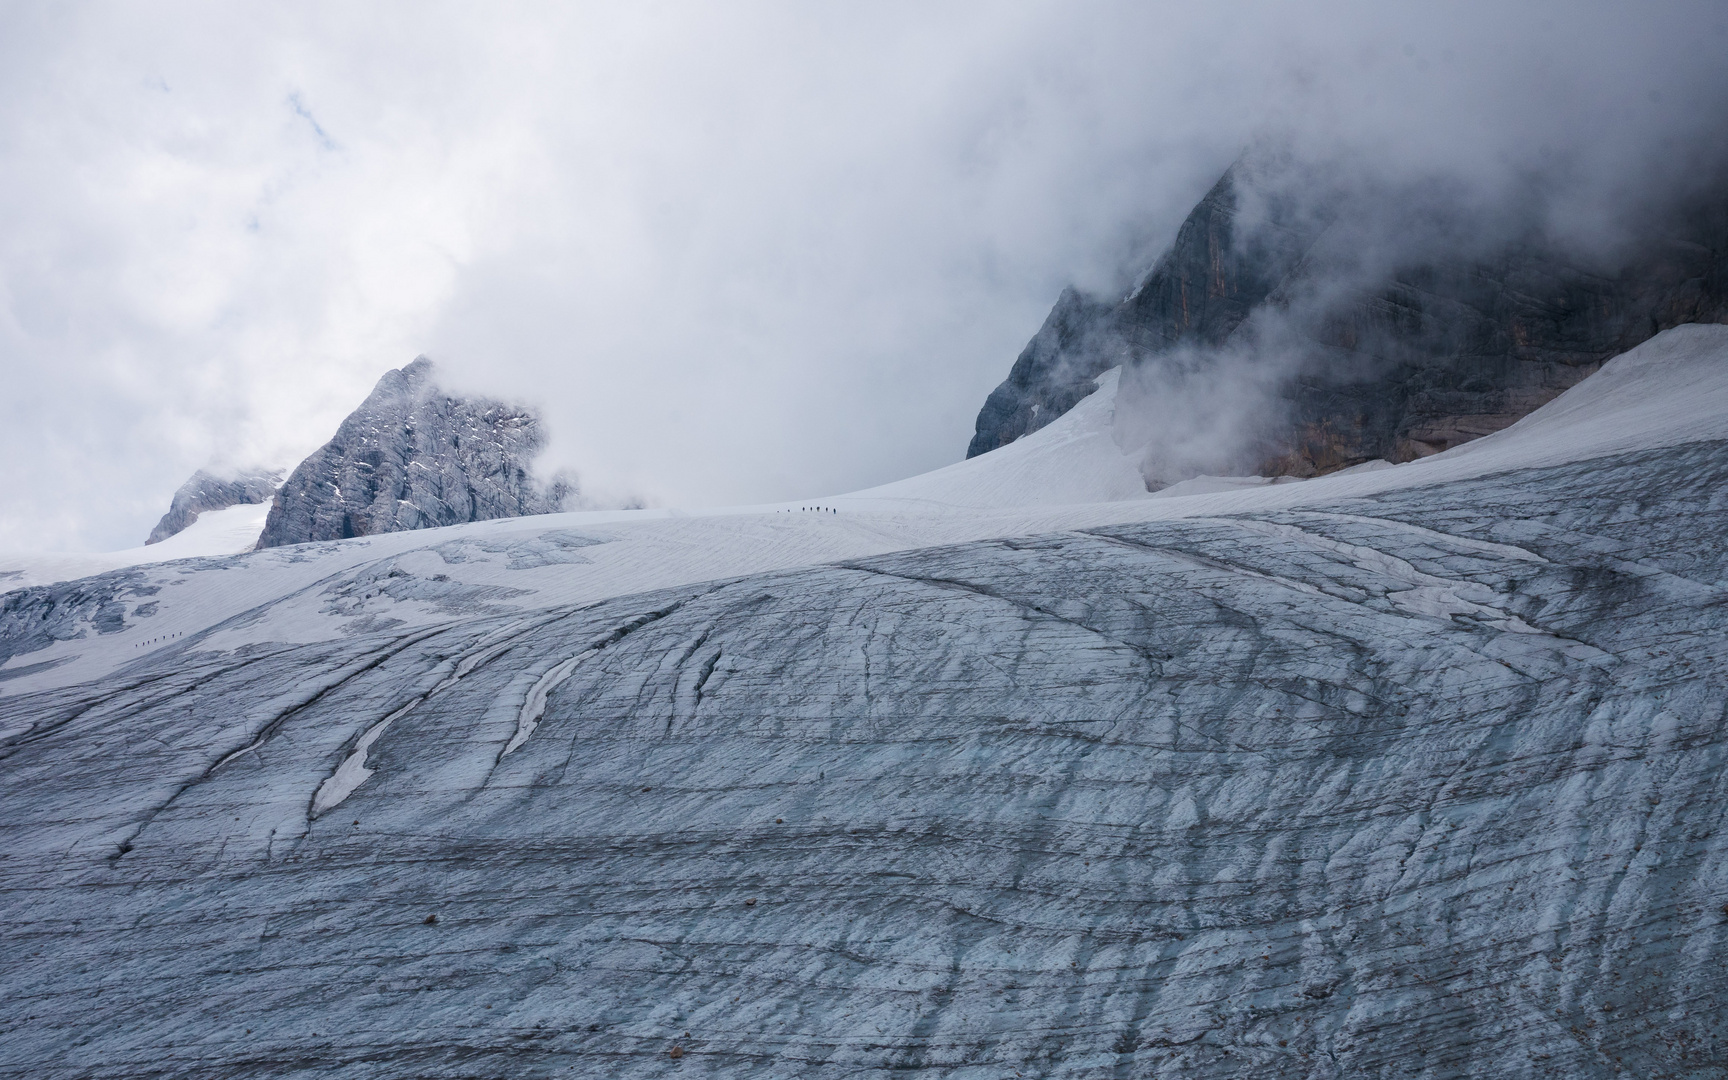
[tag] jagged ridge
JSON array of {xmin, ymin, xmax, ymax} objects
[
  {"xmin": 968, "ymin": 157, "xmax": 1728, "ymax": 477},
  {"xmin": 145, "ymin": 468, "xmax": 281, "ymax": 545}
]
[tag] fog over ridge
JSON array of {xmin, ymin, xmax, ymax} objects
[{"xmin": 1, "ymin": 1, "xmax": 1725, "ymax": 550}]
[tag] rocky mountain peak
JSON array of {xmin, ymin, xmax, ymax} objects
[
  {"xmin": 969, "ymin": 153, "xmax": 1728, "ymax": 485},
  {"xmin": 144, "ymin": 467, "xmax": 282, "ymax": 545},
  {"xmin": 254, "ymin": 357, "xmax": 569, "ymax": 549}
]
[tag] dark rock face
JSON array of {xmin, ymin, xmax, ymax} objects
[
  {"xmin": 2, "ymin": 437, "xmax": 1726, "ymax": 1077},
  {"xmin": 255, "ymin": 358, "xmax": 566, "ymax": 549},
  {"xmin": 968, "ymin": 160, "xmax": 1728, "ymax": 476},
  {"xmin": 966, "ymin": 287, "xmax": 1123, "ymax": 458},
  {"xmin": 145, "ymin": 468, "xmax": 281, "ymax": 544}
]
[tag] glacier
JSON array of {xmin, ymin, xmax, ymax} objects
[{"xmin": 1, "ymin": 326, "xmax": 1726, "ymax": 1078}]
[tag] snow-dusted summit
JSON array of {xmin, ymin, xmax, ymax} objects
[
  {"xmin": 255, "ymin": 357, "xmax": 567, "ymax": 548},
  {"xmin": 145, "ymin": 467, "xmax": 282, "ymax": 545}
]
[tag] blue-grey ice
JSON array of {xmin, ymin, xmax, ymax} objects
[{"xmin": 2, "ymin": 327, "xmax": 1726, "ymax": 1077}]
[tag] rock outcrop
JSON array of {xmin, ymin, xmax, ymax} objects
[
  {"xmin": 144, "ymin": 468, "xmax": 281, "ymax": 545},
  {"xmin": 969, "ymin": 156, "xmax": 1728, "ymax": 479},
  {"xmin": 255, "ymin": 358, "xmax": 567, "ymax": 549}
]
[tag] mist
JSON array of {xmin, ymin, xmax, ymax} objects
[{"xmin": 2, "ymin": 2, "xmax": 1724, "ymax": 551}]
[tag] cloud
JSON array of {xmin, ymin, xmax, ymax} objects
[{"xmin": 1, "ymin": 1, "xmax": 1723, "ymax": 549}]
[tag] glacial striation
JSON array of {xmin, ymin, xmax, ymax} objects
[
  {"xmin": 255, "ymin": 357, "xmax": 567, "ymax": 549},
  {"xmin": 968, "ymin": 154, "xmax": 1728, "ymax": 480},
  {"xmin": 2, "ymin": 363, "xmax": 1725, "ymax": 1075}
]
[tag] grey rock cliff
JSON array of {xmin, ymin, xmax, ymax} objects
[
  {"xmin": 255, "ymin": 358, "xmax": 566, "ymax": 549},
  {"xmin": 145, "ymin": 468, "xmax": 281, "ymax": 544},
  {"xmin": 969, "ymin": 158, "xmax": 1728, "ymax": 476},
  {"xmin": 1, "ymin": 435, "xmax": 1724, "ymax": 1077}
]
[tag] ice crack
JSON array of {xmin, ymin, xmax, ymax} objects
[
  {"xmin": 504, "ymin": 653, "xmax": 587, "ymax": 755},
  {"xmin": 308, "ymin": 619, "xmax": 529, "ymax": 816},
  {"xmin": 1210, "ymin": 518, "xmax": 1544, "ymax": 634}
]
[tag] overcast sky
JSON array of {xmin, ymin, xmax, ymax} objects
[{"xmin": 3, "ymin": 2, "xmax": 1725, "ymax": 551}]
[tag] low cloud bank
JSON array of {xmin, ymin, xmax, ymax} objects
[{"xmin": 2, "ymin": 2, "xmax": 1724, "ymax": 548}]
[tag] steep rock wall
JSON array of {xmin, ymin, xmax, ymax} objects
[{"xmin": 968, "ymin": 161, "xmax": 1728, "ymax": 477}]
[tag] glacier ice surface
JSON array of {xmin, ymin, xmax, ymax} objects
[{"xmin": 0, "ymin": 326, "xmax": 1726, "ymax": 1077}]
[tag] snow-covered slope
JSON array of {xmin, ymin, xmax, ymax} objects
[
  {"xmin": 2, "ymin": 325, "xmax": 1727, "ymax": 1078},
  {"xmin": 6, "ymin": 324, "xmax": 1725, "ymax": 697},
  {"xmin": 837, "ymin": 367, "xmax": 1150, "ymax": 509},
  {"xmin": 8, "ymin": 321, "xmax": 1722, "ymax": 602},
  {"xmin": 0, "ymin": 500, "xmax": 271, "ymax": 591},
  {"xmin": 0, "ymin": 364, "xmax": 1141, "ymax": 594}
]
